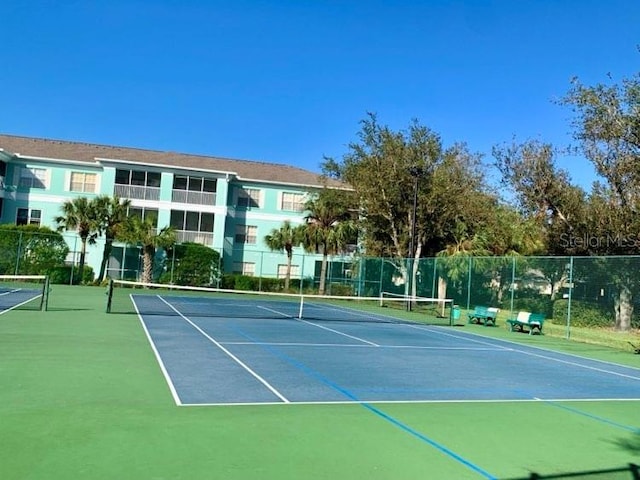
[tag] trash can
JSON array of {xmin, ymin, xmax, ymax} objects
[{"xmin": 450, "ymin": 305, "xmax": 461, "ymax": 324}]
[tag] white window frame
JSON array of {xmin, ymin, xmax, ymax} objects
[
  {"xmin": 18, "ymin": 167, "xmax": 48, "ymax": 189},
  {"xmin": 233, "ymin": 262, "xmax": 255, "ymax": 276},
  {"xmin": 69, "ymin": 172, "xmax": 98, "ymax": 193},
  {"xmin": 235, "ymin": 225, "xmax": 257, "ymax": 245},
  {"xmin": 281, "ymin": 192, "xmax": 305, "ymax": 212},
  {"xmin": 16, "ymin": 208, "xmax": 42, "ymax": 226},
  {"xmin": 237, "ymin": 188, "xmax": 261, "ymax": 208},
  {"xmin": 277, "ymin": 264, "xmax": 300, "ymax": 279}
]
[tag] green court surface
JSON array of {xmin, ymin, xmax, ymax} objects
[{"xmin": 1, "ymin": 285, "xmax": 638, "ymax": 480}]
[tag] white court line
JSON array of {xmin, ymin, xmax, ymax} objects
[
  {"xmin": 179, "ymin": 397, "xmax": 640, "ymax": 407},
  {"xmin": 160, "ymin": 296, "xmax": 290, "ymax": 403},
  {"xmin": 221, "ymin": 340, "xmax": 509, "ymax": 351},
  {"xmin": 0, "ymin": 289, "xmax": 20, "ymax": 296},
  {"xmin": 257, "ymin": 304, "xmax": 380, "ymax": 346},
  {"xmin": 0, "ymin": 293, "xmax": 42, "ymax": 315},
  {"xmin": 131, "ymin": 295, "xmax": 183, "ymax": 406}
]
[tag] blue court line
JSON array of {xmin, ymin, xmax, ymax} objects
[
  {"xmin": 227, "ymin": 323, "xmax": 498, "ymax": 480},
  {"xmin": 543, "ymin": 400, "xmax": 640, "ymax": 434}
]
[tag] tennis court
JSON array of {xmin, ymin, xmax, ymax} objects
[
  {"xmin": 114, "ymin": 284, "xmax": 640, "ymax": 408},
  {"xmin": 2, "ymin": 283, "xmax": 640, "ymax": 480},
  {"xmin": 0, "ymin": 275, "xmax": 49, "ymax": 313}
]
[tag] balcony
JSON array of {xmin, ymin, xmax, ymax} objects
[
  {"xmin": 114, "ymin": 184, "xmax": 160, "ymax": 201},
  {"xmin": 171, "ymin": 189, "xmax": 216, "ymax": 205},
  {"xmin": 175, "ymin": 230, "xmax": 214, "ymax": 245}
]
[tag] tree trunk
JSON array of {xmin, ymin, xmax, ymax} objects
[
  {"xmin": 285, "ymin": 252, "xmax": 292, "ymax": 291},
  {"xmin": 437, "ymin": 276, "xmax": 448, "ymax": 317},
  {"xmin": 142, "ymin": 245, "xmax": 155, "ymax": 284},
  {"xmin": 411, "ymin": 243, "xmax": 422, "ymax": 298},
  {"xmin": 78, "ymin": 237, "xmax": 87, "ymax": 284},
  {"xmin": 319, "ymin": 253, "xmax": 328, "ymax": 295},
  {"xmin": 614, "ymin": 283, "xmax": 633, "ymax": 332},
  {"xmin": 98, "ymin": 238, "xmax": 113, "ymax": 283}
]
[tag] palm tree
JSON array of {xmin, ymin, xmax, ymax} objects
[
  {"xmin": 55, "ymin": 197, "xmax": 101, "ymax": 283},
  {"xmin": 300, "ymin": 191, "xmax": 357, "ymax": 295},
  {"xmin": 117, "ymin": 216, "xmax": 176, "ymax": 283},
  {"xmin": 264, "ymin": 220, "xmax": 304, "ymax": 291},
  {"xmin": 94, "ymin": 195, "xmax": 131, "ymax": 282}
]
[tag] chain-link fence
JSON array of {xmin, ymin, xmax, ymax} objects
[{"xmin": 3, "ymin": 227, "xmax": 639, "ymax": 333}]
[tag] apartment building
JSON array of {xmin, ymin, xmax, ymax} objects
[{"xmin": 0, "ymin": 134, "xmax": 346, "ymax": 282}]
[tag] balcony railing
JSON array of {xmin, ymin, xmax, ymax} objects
[
  {"xmin": 175, "ymin": 230, "xmax": 214, "ymax": 245},
  {"xmin": 114, "ymin": 184, "xmax": 160, "ymax": 201},
  {"xmin": 171, "ymin": 189, "xmax": 216, "ymax": 205}
]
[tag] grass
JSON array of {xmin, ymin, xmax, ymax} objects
[{"xmin": 1, "ymin": 285, "xmax": 639, "ymax": 480}]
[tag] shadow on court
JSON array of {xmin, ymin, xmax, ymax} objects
[{"xmin": 504, "ymin": 462, "xmax": 639, "ymax": 479}]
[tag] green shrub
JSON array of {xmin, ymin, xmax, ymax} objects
[
  {"xmin": 552, "ymin": 299, "xmax": 615, "ymax": 328},
  {"xmin": 49, "ymin": 265, "xmax": 94, "ymax": 285}
]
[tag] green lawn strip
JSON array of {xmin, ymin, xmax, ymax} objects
[
  {"xmin": 459, "ymin": 321, "xmax": 640, "ymax": 368},
  {"xmin": 460, "ymin": 307, "xmax": 640, "ymax": 354},
  {"xmin": 382, "ymin": 400, "xmax": 640, "ymax": 479},
  {"xmin": 1, "ymin": 286, "xmax": 479, "ymax": 480}
]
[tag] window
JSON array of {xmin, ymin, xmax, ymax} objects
[
  {"xmin": 115, "ymin": 169, "xmax": 161, "ymax": 187},
  {"xmin": 70, "ymin": 172, "xmax": 97, "ymax": 193},
  {"xmin": 172, "ymin": 175, "xmax": 217, "ymax": 204},
  {"xmin": 170, "ymin": 210, "xmax": 214, "ymax": 232},
  {"xmin": 173, "ymin": 175, "xmax": 216, "ymax": 192},
  {"xmin": 278, "ymin": 264, "xmax": 300, "ymax": 279},
  {"xmin": 114, "ymin": 169, "xmax": 161, "ymax": 200},
  {"xmin": 16, "ymin": 208, "xmax": 41, "ymax": 226},
  {"xmin": 235, "ymin": 225, "xmax": 257, "ymax": 244},
  {"xmin": 237, "ymin": 188, "xmax": 261, "ymax": 208},
  {"xmin": 281, "ymin": 192, "xmax": 305, "ymax": 212},
  {"xmin": 19, "ymin": 167, "xmax": 47, "ymax": 189},
  {"xmin": 233, "ymin": 262, "xmax": 255, "ymax": 276},
  {"xmin": 127, "ymin": 207, "xmax": 158, "ymax": 227}
]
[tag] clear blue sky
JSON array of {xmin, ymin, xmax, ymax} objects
[{"xmin": 1, "ymin": 0, "xmax": 638, "ymax": 190}]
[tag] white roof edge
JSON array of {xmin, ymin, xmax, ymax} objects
[
  {"xmin": 15, "ymin": 152, "xmax": 101, "ymax": 167},
  {"xmin": 236, "ymin": 176, "xmax": 351, "ymax": 190},
  {"xmin": 95, "ymin": 157, "xmax": 238, "ymax": 176}
]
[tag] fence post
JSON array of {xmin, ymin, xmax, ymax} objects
[
  {"xmin": 466, "ymin": 256, "xmax": 472, "ymax": 310},
  {"xmin": 431, "ymin": 257, "xmax": 437, "ymax": 299},
  {"xmin": 510, "ymin": 256, "xmax": 516, "ymax": 314},
  {"xmin": 566, "ymin": 256, "xmax": 574, "ymax": 340},
  {"xmin": 170, "ymin": 246, "xmax": 176, "ymax": 284},
  {"xmin": 14, "ymin": 231, "xmax": 23, "ymax": 275},
  {"xmin": 70, "ymin": 236, "xmax": 77, "ymax": 285}
]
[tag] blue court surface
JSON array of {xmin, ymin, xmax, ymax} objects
[
  {"xmin": 131, "ymin": 293, "xmax": 640, "ymax": 407},
  {"xmin": 0, "ymin": 286, "xmax": 42, "ymax": 313}
]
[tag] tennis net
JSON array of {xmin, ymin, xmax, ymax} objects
[
  {"xmin": 0, "ymin": 275, "xmax": 49, "ymax": 313},
  {"xmin": 107, "ymin": 280, "xmax": 453, "ymax": 324}
]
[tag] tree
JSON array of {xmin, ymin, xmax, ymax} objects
[
  {"xmin": 492, "ymin": 138, "xmax": 587, "ymax": 254},
  {"xmin": 322, "ymin": 113, "xmax": 442, "ymax": 261},
  {"xmin": 55, "ymin": 197, "xmax": 100, "ymax": 284},
  {"xmin": 561, "ymin": 72, "xmax": 640, "ymax": 331},
  {"xmin": 300, "ymin": 189, "xmax": 357, "ymax": 295},
  {"xmin": 322, "ymin": 115, "xmax": 497, "ymax": 298},
  {"xmin": 117, "ymin": 216, "xmax": 176, "ymax": 284},
  {"xmin": 264, "ymin": 220, "xmax": 304, "ymax": 291},
  {"xmin": 0, "ymin": 224, "xmax": 69, "ymax": 275},
  {"xmin": 163, "ymin": 242, "xmax": 221, "ymax": 286},
  {"xmin": 93, "ymin": 195, "xmax": 131, "ymax": 282}
]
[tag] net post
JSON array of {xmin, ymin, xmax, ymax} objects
[
  {"xmin": 42, "ymin": 275, "xmax": 50, "ymax": 311},
  {"xmin": 106, "ymin": 279, "xmax": 114, "ymax": 313}
]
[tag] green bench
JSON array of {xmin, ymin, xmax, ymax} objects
[
  {"xmin": 467, "ymin": 306, "xmax": 499, "ymax": 326},
  {"xmin": 506, "ymin": 311, "xmax": 545, "ymax": 335}
]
